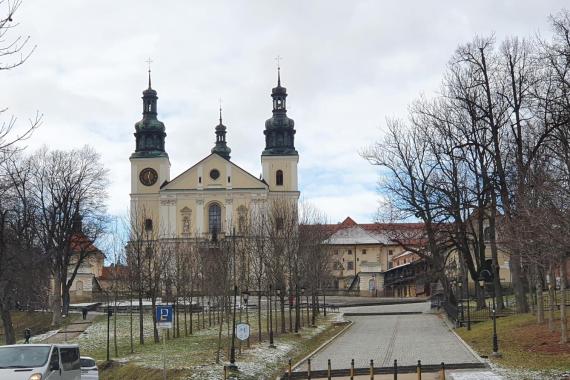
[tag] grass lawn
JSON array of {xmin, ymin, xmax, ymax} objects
[
  {"xmin": 0, "ymin": 311, "xmax": 79, "ymax": 344},
  {"xmin": 456, "ymin": 312, "xmax": 570, "ymax": 373},
  {"xmin": 69, "ymin": 308, "xmax": 343, "ymax": 380}
]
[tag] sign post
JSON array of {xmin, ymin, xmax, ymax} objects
[
  {"xmin": 236, "ymin": 323, "xmax": 250, "ymax": 342},
  {"xmin": 156, "ymin": 305, "xmax": 173, "ymax": 380}
]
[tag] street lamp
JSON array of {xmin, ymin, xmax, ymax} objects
[
  {"xmin": 458, "ymin": 282, "xmax": 464, "ymax": 326},
  {"xmin": 276, "ymin": 288, "xmax": 282, "ymax": 333},
  {"xmin": 459, "ymin": 281, "xmax": 471, "ymax": 330},
  {"xmin": 300, "ymin": 287, "xmax": 306, "ymax": 328},
  {"xmin": 269, "ymin": 285, "xmax": 275, "ymax": 348},
  {"xmin": 242, "ymin": 290, "xmax": 250, "ymax": 348},
  {"xmin": 229, "ymin": 285, "xmax": 238, "ymax": 370},
  {"xmin": 104, "ymin": 290, "xmax": 111, "ymax": 362}
]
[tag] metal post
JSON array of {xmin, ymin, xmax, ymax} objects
[
  {"xmin": 416, "ymin": 360, "xmax": 421, "ymax": 380},
  {"xmin": 106, "ymin": 292, "xmax": 110, "ymax": 362},
  {"xmin": 467, "ymin": 295, "xmax": 471, "ymax": 331},
  {"xmin": 307, "ymin": 358, "xmax": 312, "ymax": 379},
  {"xmin": 269, "ymin": 285, "xmax": 275, "ymax": 348},
  {"xmin": 327, "ymin": 359, "xmax": 332, "ymax": 380},
  {"xmin": 393, "ymin": 359, "xmax": 398, "ymax": 380},
  {"xmin": 323, "ymin": 290, "xmax": 327, "ymax": 316},
  {"xmin": 440, "ymin": 362, "xmax": 445, "ymax": 380},
  {"xmin": 288, "ymin": 358, "xmax": 292, "ymax": 380},
  {"xmin": 229, "ymin": 285, "xmax": 238, "ymax": 370},
  {"xmin": 350, "ymin": 358, "xmax": 354, "ymax": 380},
  {"xmin": 162, "ymin": 329, "xmax": 166, "ymax": 380},
  {"xmin": 223, "ymin": 365, "xmax": 227, "ymax": 380},
  {"xmin": 492, "ymin": 305, "xmax": 499, "ymax": 355},
  {"xmin": 370, "ymin": 359, "xmax": 374, "ymax": 379}
]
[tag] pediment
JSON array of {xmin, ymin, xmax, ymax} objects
[{"xmin": 162, "ymin": 153, "xmax": 267, "ymax": 191}]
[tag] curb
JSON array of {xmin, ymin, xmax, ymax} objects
[
  {"xmin": 441, "ymin": 313, "xmax": 487, "ymax": 365},
  {"xmin": 343, "ymin": 311, "xmax": 423, "ymax": 316},
  {"xmin": 290, "ymin": 319, "xmax": 354, "ymax": 372}
]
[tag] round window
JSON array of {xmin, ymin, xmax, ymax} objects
[{"xmin": 210, "ymin": 169, "xmax": 220, "ymax": 180}]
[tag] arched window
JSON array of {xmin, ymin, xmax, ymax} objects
[
  {"xmin": 276, "ymin": 170, "xmax": 283, "ymax": 186},
  {"xmin": 208, "ymin": 203, "xmax": 222, "ymax": 233},
  {"xmin": 484, "ymin": 226, "xmax": 492, "ymax": 241}
]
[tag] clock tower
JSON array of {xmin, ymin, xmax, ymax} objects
[
  {"xmin": 261, "ymin": 67, "xmax": 299, "ymax": 199},
  {"xmin": 130, "ymin": 71, "xmax": 171, "ymax": 223}
]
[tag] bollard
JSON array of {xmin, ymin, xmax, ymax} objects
[
  {"xmin": 370, "ymin": 359, "xmax": 374, "ymax": 379},
  {"xmin": 288, "ymin": 358, "xmax": 292, "ymax": 380},
  {"xmin": 416, "ymin": 360, "xmax": 421, "ymax": 380},
  {"xmin": 223, "ymin": 365, "xmax": 227, "ymax": 380},
  {"xmin": 350, "ymin": 358, "xmax": 355, "ymax": 380},
  {"xmin": 440, "ymin": 362, "xmax": 446, "ymax": 380},
  {"xmin": 307, "ymin": 358, "xmax": 312, "ymax": 379},
  {"xmin": 393, "ymin": 359, "xmax": 398, "ymax": 380},
  {"xmin": 327, "ymin": 359, "xmax": 332, "ymax": 380}
]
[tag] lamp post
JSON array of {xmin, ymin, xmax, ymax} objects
[
  {"xmin": 462, "ymin": 281, "xmax": 471, "ymax": 331},
  {"xmin": 229, "ymin": 285, "xmax": 238, "ymax": 370},
  {"xmin": 294, "ymin": 285, "xmax": 300, "ymax": 333},
  {"xmin": 105, "ymin": 291, "xmax": 111, "ymax": 362},
  {"xmin": 300, "ymin": 287, "xmax": 306, "ymax": 328},
  {"xmin": 276, "ymin": 288, "xmax": 283, "ymax": 333},
  {"xmin": 458, "ymin": 282, "xmax": 465, "ymax": 326},
  {"xmin": 269, "ymin": 285, "xmax": 275, "ymax": 348},
  {"xmin": 242, "ymin": 290, "xmax": 250, "ymax": 348}
]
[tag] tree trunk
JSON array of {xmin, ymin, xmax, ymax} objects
[
  {"xmin": 280, "ymin": 295, "xmax": 285, "ymax": 333},
  {"xmin": 0, "ymin": 302, "xmax": 15, "ymax": 344},
  {"xmin": 138, "ymin": 290, "xmax": 144, "ymax": 344},
  {"xmin": 535, "ymin": 264, "xmax": 544, "ymax": 324},
  {"xmin": 560, "ymin": 258, "xmax": 568, "ymax": 344},
  {"xmin": 151, "ymin": 298, "xmax": 159, "ymax": 344},
  {"xmin": 257, "ymin": 293, "xmax": 262, "ymax": 342},
  {"xmin": 61, "ymin": 282, "xmax": 71, "ymax": 316},
  {"xmin": 215, "ymin": 296, "xmax": 225, "ymax": 364},
  {"xmin": 113, "ymin": 296, "xmax": 118, "ymax": 357},
  {"xmin": 548, "ymin": 265, "xmax": 556, "ymax": 332},
  {"xmin": 130, "ymin": 294, "xmax": 134, "ymax": 353},
  {"xmin": 51, "ymin": 277, "xmax": 62, "ymax": 326}
]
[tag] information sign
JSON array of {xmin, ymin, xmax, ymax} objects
[{"xmin": 236, "ymin": 323, "xmax": 250, "ymax": 341}]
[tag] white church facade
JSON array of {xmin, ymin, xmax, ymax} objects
[{"xmin": 129, "ymin": 69, "xmax": 300, "ymax": 238}]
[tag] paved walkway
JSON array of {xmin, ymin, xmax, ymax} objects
[
  {"xmin": 42, "ymin": 312, "xmax": 97, "ymax": 343},
  {"xmin": 295, "ymin": 302, "xmax": 501, "ymax": 379}
]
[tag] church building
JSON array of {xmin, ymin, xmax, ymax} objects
[{"xmin": 129, "ymin": 68, "xmax": 299, "ymax": 238}]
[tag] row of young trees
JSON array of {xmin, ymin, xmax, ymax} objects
[
  {"xmin": 106, "ymin": 198, "xmax": 333, "ymax": 361},
  {"xmin": 364, "ymin": 10, "xmax": 570, "ymax": 342}
]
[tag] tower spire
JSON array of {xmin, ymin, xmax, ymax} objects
[
  {"xmin": 146, "ymin": 57, "xmax": 153, "ymax": 89},
  {"xmin": 211, "ymin": 102, "xmax": 231, "ymax": 160},
  {"xmin": 275, "ymin": 55, "xmax": 282, "ymax": 86}
]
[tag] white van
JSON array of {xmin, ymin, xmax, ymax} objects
[{"xmin": 0, "ymin": 344, "xmax": 81, "ymax": 380}]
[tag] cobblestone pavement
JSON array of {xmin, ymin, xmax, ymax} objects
[{"xmin": 297, "ymin": 302, "xmax": 481, "ymax": 371}]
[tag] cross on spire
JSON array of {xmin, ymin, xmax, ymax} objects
[
  {"xmin": 275, "ymin": 55, "xmax": 283, "ymax": 86},
  {"xmin": 146, "ymin": 57, "xmax": 153, "ymax": 88},
  {"xmin": 218, "ymin": 98, "xmax": 223, "ymax": 124}
]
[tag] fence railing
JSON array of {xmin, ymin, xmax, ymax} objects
[{"xmin": 443, "ymin": 289, "xmax": 570, "ymax": 326}]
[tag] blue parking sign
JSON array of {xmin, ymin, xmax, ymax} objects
[{"xmin": 156, "ymin": 305, "xmax": 173, "ymax": 329}]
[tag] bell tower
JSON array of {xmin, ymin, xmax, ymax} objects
[
  {"xmin": 261, "ymin": 65, "xmax": 299, "ymax": 197},
  {"xmin": 129, "ymin": 69, "xmax": 171, "ymax": 221}
]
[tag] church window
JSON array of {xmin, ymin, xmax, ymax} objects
[
  {"xmin": 208, "ymin": 203, "xmax": 222, "ymax": 233},
  {"xmin": 144, "ymin": 218, "xmax": 153, "ymax": 232},
  {"xmin": 276, "ymin": 170, "xmax": 283, "ymax": 186},
  {"xmin": 347, "ymin": 262, "xmax": 354, "ymax": 270},
  {"xmin": 362, "ymin": 249, "xmax": 367, "ymax": 255},
  {"xmin": 228, "ymin": 176, "xmax": 231, "ymax": 183},
  {"xmin": 210, "ymin": 169, "xmax": 220, "ymax": 180},
  {"xmin": 484, "ymin": 226, "xmax": 492, "ymax": 241},
  {"xmin": 348, "ymin": 250, "xmax": 352, "ymax": 255},
  {"xmin": 199, "ymin": 176, "xmax": 202, "ymax": 184}
]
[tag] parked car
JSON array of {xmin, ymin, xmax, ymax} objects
[
  {"xmin": 80, "ymin": 356, "xmax": 99, "ymax": 379},
  {"xmin": 0, "ymin": 343, "xmax": 81, "ymax": 380}
]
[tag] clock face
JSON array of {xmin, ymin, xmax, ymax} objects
[{"xmin": 139, "ymin": 168, "xmax": 158, "ymax": 186}]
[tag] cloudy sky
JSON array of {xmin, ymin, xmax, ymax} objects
[{"xmin": 2, "ymin": 1, "xmax": 567, "ymax": 224}]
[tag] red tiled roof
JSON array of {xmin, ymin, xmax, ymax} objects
[
  {"xmin": 100, "ymin": 265, "xmax": 128, "ymax": 281},
  {"xmin": 70, "ymin": 233, "xmax": 104, "ymax": 257}
]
